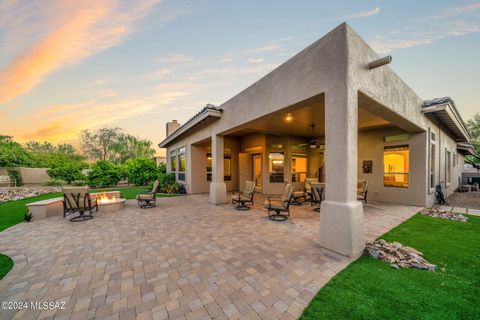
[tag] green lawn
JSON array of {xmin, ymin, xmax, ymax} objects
[
  {"xmin": 0, "ymin": 186, "xmax": 174, "ymax": 232},
  {"xmin": 0, "ymin": 254, "xmax": 13, "ymax": 280},
  {"xmin": 301, "ymin": 213, "xmax": 480, "ymax": 320}
]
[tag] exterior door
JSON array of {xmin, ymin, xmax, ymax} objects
[{"xmin": 252, "ymin": 154, "xmax": 262, "ymax": 191}]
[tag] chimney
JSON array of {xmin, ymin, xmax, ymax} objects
[{"xmin": 166, "ymin": 120, "xmax": 181, "ymax": 137}]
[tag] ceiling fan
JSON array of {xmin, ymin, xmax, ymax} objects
[{"xmin": 299, "ymin": 124, "xmax": 323, "ymax": 149}]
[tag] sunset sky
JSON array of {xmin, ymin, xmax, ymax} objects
[{"xmin": 1, "ymin": 0, "xmax": 479, "ymax": 156}]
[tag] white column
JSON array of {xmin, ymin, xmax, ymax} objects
[
  {"xmin": 319, "ymin": 87, "xmax": 365, "ymax": 258},
  {"xmin": 209, "ymin": 134, "xmax": 227, "ymax": 204}
]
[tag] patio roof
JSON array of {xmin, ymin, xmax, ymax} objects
[
  {"xmin": 159, "ymin": 104, "xmax": 222, "ymax": 148},
  {"xmin": 457, "ymin": 142, "xmax": 477, "ymax": 156},
  {"xmin": 421, "ymin": 97, "xmax": 471, "ymax": 142}
]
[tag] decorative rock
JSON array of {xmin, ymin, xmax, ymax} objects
[
  {"xmin": 421, "ymin": 207, "xmax": 469, "ymax": 222},
  {"xmin": 0, "ymin": 187, "xmax": 61, "ymax": 203},
  {"xmin": 365, "ymin": 239, "xmax": 437, "ymax": 272}
]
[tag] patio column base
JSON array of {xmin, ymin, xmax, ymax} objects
[
  {"xmin": 209, "ymin": 182, "xmax": 227, "ymax": 204},
  {"xmin": 319, "ymin": 200, "xmax": 365, "ymax": 258}
]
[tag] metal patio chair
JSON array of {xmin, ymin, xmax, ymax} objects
[
  {"xmin": 264, "ymin": 183, "xmax": 295, "ymax": 221},
  {"xmin": 357, "ymin": 180, "xmax": 368, "ymax": 203},
  {"xmin": 63, "ymin": 186, "xmax": 98, "ymax": 222},
  {"xmin": 136, "ymin": 180, "xmax": 159, "ymax": 208},
  {"xmin": 231, "ymin": 180, "xmax": 255, "ymax": 210}
]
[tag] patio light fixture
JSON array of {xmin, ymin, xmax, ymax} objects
[
  {"xmin": 368, "ymin": 55, "xmax": 392, "ymax": 70},
  {"xmin": 285, "ymin": 113, "xmax": 292, "ymax": 121}
]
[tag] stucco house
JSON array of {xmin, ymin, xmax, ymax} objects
[{"xmin": 159, "ymin": 23, "xmax": 472, "ymax": 258}]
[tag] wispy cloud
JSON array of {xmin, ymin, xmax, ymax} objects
[
  {"xmin": 248, "ymin": 58, "xmax": 264, "ymax": 63},
  {"xmin": 345, "ymin": 7, "xmax": 380, "ymax": 19},
  {"xmin": 370, "ymin": 3, "xmax": 480, "ymax": 53},
  {"xmin": 0, "ymin": 0, "xmax": 160, "ymax": 103},
  {"xmin": 156, "ymin": 53, "xmax": 195, "ymax": 64}
]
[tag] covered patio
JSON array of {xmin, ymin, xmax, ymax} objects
[{"xmin": 0, "ymin": 195, "xmax": 421, "ymax": 320}]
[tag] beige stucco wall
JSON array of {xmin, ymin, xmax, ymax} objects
[
  {"xmin": 425, "ymin": 117, "xmax": 465, "ymax": 206},
  {"xmin": 357, "ymin": 127, "xmax": 427, "ymax": 206},
  {"xmin": 20, "ymin": 168, "xmax": 50, "ymax": 185}
]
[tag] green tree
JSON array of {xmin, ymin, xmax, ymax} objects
[
  {"xmin": 87, "ymin": 161, "xmax": 123, "ymax": 187},
  {"xmin": 466, "ymin": 112, "xmax": 480, "ymax": 169},
  {"xmin": 25, "ymin": 141, "xmax": 84, "ymax": 168},
  {"xmin": 80, "ymin": 127, "xmax": 122, "ymax": 161},
  {"xmin": 0, "ymin": 135, "xmax": 31, "ymax": 167},
  {"xmin": 47, "ymin": 160, "xmax": 88, "ymax": 183},
  {"xmin": 109, "ymin": 134, "xmax": 156, "ymax": 164},
  {"xmin": 123, "ymin": 158, "xmax": 158, "ymax": 185}
]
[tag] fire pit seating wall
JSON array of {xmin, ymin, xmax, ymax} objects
[{"xmin": 26, "ymin": 191, "xmax": 122, "ymax": 220}]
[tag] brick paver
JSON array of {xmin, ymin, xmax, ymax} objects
[{"xmin": 0, "ymin": 194, "xmax": 421, "ymax": 319}]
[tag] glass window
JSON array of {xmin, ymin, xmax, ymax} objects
[
  {"xmin": 429, "ymin": 129, "xmax": 436, "ymax": 191},
  {"xmin": 291, "ymin": 153, "xmax": 307, "ymax": 182},
  {"xmin": 206, "ymin": 149, "xmax": 231, "ymax": 181},
  {"xmin": 178, "ymin": 147, "xmax": 186, "ymax": 181},
  {"xmin": 269, "ymin": 152, "xmax": 284, "ymax": 183},
  {"xmin": 445, "ymin": 150, "xmax": 451, "ymax": 186},
  {"xmin": 170, "ymin": 150, "xmax": 177, "ymax": 172},
  {"xmin": 383, "ymin": 145, "xmax": 409, "ymax": 188},
  {"xmin": 206, "ymin": 153, "xmax": 212, "ymax": 181}
]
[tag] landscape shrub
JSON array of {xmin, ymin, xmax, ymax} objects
[
  {"xmin": 87, "ymin": 161, "xmax": 122, "ymax": 187},
  {"xmin": 122, "ymin": 158, "xmax": 158, "ymax": 186},
  {"xmin": 43, "ymin": 178, "xmax": 66, "ymax": 186},
  {"xmin": 156, "ymin": 172, "xmax": 186, "ymax": 194},
  {"xmin": 47, "ymin": 159, "xmax": 88, "ymax": 183},
  {"xmin": 71, "ymin": 180, "xmax": 88, "ymax": 186},
  {"xmin": 158, "ymin": 172, "xmax": 175, "ymax": 186},
  {"xmin": 7, "ymin": 169, "xmax": 23, "ymax": 187}
]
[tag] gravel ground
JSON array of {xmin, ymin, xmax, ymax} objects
[{"xmin": 446, "ymin": 191, "xmax": 480, "ymax": 209}]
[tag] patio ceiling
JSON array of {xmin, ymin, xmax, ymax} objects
[{"xmin": 227, "ymin": 95, "xmax": 392, "ymax": 138}]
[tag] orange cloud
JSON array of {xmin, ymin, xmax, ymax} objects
[
  {"xmin": 0, "ymin": 0, "xmax": 159, "ymax": 103},
  {"xmin": 17, "ymin": 87, "xmax": 190, "ymax": 143}
]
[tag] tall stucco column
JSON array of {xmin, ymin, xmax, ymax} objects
[
  {"xmin": 209, "ymin": 134, "xmax": 227, "ymax": 204},
  {"xmin": 319, "ymin": 87, "xmax": 365, "ymax": 258}
]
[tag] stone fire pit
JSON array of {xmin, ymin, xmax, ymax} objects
[{"xmin": 92, "ymin": 191, "xmax": 126, "ymax": 212}]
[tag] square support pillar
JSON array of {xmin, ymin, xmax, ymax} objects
[
  {"xmin": 209, "ymin": 134, "xmax": 227, "ymax": 204},
  {"xmin": 319, "ymin": 88, "xmax": 365, "ymax": 258}
]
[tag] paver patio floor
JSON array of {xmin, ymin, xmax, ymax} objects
[{"xmin": 0, "ymin": 194, "xmax": 421, "ymax": 320}]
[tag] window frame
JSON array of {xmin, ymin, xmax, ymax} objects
[
  {"xmin": 291, "ymin": 152, "xmax": 308, "ymax": 183},
  {"xmin": 383, "ymin": 144, "xmax": 410, "ymax": 188},
  {"xmin": 206, "ymin": 148, "xmax": 232, "ymax": 181},
  {"xmin": 445, "ymin": 149, "xmax": 451, "ymax": 187},
  {"xmin": 428, "ymin": 129, "xmax": 436, "ymax": 193},
  {"xmin": 268, "ymin": 152, "xmax": 285, "ymax": 183},
  {"xmin": 170, "ymin": 149, "xmax": 177, "ymax": 173},
  {"xmin": 177, "ymin": 146, "xmax": 186, "ymax": 182}
]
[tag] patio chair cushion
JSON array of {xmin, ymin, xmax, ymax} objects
[
  {"xmin": 63, "ymin": 186, "xmax": 89, "ymax": 209},
  {"xmin": 357, "ymin": 180, "xmax": 368, "ymax": 195},
  {"xmin": 231, "ymin": 194, "xmax": 251, "ymax": 202},
  {"xmin": 263, "ymin": 199, "xmax": 286, "ymax": 212},
  {"xmin": 293, "ymin": 191, "xmax": 304, "ymax": 197},
  {"xmin": 136, "ymin": 194, "xmax": 154, "ymax": 200}
]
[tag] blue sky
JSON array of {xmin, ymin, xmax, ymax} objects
[{"xmin": 0, "ymin": 0, "xmax": 479, "ymax": 155}]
